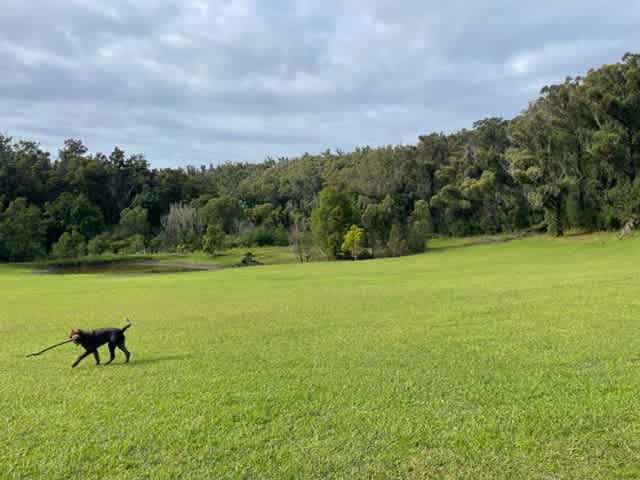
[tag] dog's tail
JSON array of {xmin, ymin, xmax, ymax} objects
[{"xmin": 122, "ymin": 318, "xmax": 132, "ymax": 332}]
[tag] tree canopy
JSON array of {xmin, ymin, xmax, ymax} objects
[{"xmin": 1, "ymin": 53, "xmax": 639, "ymax": 262}]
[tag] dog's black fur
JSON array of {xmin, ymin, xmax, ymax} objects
[{"xmin": 69, "ymin": 319, "xmax": 132, "ymax": 368}]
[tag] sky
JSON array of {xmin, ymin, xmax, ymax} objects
[{"xmin": 2, "ymin": 0, "xmax": 639, "ymax": 167}]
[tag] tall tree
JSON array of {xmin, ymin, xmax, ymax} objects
[
  {"xmin": 200, "ymin": 195, "xmax": 244, "ymax": 234},
  {"xmin": 202, "ymin": 224, "xmax": 225, "ymax": 256},
  {"xmin": 117, "ymin": 206, "xmax": 150, "ymax": 238},
  {"xmin": 508, "ymin": 94, "xmax": 575, "ymax": 236},
  {"xmin": 361, "ymin": 195, "xmax": 395, "ymax": 257},
  {"xmin": 311, "ymin": 186, "xmax": 358, "ymax": 259},
  {"xmin": 45, "ymin": 193, "xmax": 105, "ymax": 243},
  {"xmin": 0, "ymin": 198, "xmax": 46, "ymax": 261},
  {"xmin": 407, "ymin": 200, "xmax": 432, "ymax": 253}
]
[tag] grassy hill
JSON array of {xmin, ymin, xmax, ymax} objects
[{"xmin": 2, "ymin": 233, "xmax": 640, "ymax": 479}]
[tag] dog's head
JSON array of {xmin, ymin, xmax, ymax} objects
[{"xmin": 69, "ymin": 329, "xmax": 82, "ymax": 343}]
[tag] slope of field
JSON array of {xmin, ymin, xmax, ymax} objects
[{"xmin": 2, "ymin": 233, "xmax": 640, "ymax": 479}]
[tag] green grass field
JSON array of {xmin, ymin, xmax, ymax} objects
[{"xmin": 2, "ymin": 233, "xmax": 640, "ymax": 479}]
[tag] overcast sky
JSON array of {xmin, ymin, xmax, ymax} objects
[{"xmin": 2, "ymin": 1, "xmax": 639, "ymax": 167}]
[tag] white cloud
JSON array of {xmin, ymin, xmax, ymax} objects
[{"xmin": 0, "ymin": 0, "xmax": 638, "ymax": 166}]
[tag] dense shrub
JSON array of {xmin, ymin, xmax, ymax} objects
[
  {"xmin": 52, "ymin": 231, "xmax": 86, "ymax": 259},
  {"xmin": 202, "ymin": 225, "xmax": 225, "ymax": 255},
  {"xmin": 236, "ymin": 225, "xmax": 289, "ymax": 247}
]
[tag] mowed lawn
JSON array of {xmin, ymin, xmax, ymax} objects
[{"xmin": 2, "ymin": 234, "xmax": 640, "ymax": 479}]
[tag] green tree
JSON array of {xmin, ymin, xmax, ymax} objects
[
  {"xmin": 407, "ymin": 200, "xmax": 432, "ymax": 253},
  {"xmin": 245, "ymin": 203, "xmax": 275, "ymax": 225},
  {"xmin": 122, "ymin": 235, "xmax": 146, "ymax": 254},
  {"xmin": 52, "ymin": 230, "xmax": 86, "ymax": 259},
  {"xmin": 0, "ymin": 198, "xmax": 46, "ymax": 261},
  {"xmin": 607, "ymin": 177, "xmax": 640, "ymax": 228},
  {"xmin": 1, "ymin": 138, "xmax": 52, "ymax": 207},
  {"xmin": 202, "ymin": 224, "xmax": 225, "ymax": 256},
  {"xmin": 508, "ymin": 95, "xmax": 577, "ymax": 237},
  {"xmin": 107, "ymin": 148, "xmax": 151, "ymax": 224},
  {"xmin": 118, "ymin": 206, "xmax": 150, "ymax": 237},
  {"xmin": 45, "ymin": 192, "xmax": 105, "ymax": 242},
  {"xmin": 361, "ymin": 195, "xmax": 394, "ymax": 257},
  {"xmin": 311, "ymin": 186, "xmax": 358, "ymax": 259},
  {"xmin": 87, "ymin": 234, "xmax": 110, "ymax": 256},
  {"xmin": 200, "ymin": 195, "xmax": 244, "ymax": 234},
  {"xmin": 387, "ymin": 224, "xmax": 407, "ymax": 257},
  {"xmin": 341, "ymin": 225, "xmax": 366, "ymax": 260}
]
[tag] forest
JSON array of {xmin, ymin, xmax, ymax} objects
[{"xmin": 1, "ymin": 53, "xmax": 639, "ymax": 262}]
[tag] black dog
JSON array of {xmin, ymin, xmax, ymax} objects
[{"xmin": 69, "ymin": 319, "xmax": 132, "ymax": 368}]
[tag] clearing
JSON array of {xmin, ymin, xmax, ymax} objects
[{"xmin": 2, "ymin": 233, "xmax": 640, "ymax": 479}]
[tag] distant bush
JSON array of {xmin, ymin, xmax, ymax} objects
[
  {"xmin": 0, "ymin": 197, "xmax": 47, "ymax": 262},
  {"xmin": 199, "ymin": 195, "xmax": 244, "ymax": 234},
  {"xmin": 387, "ymin": 224, "xmax": 407, "ymax": 257},
  {"xmin": 407, "ymin": 200, "xmax": 432, "ymax": 253},
  {"xmin": 87, "ymin": 234, "xmax": 110, "ymax": 255},
  {"xmin": 86, "ymin": 233, "xmax": 146, "ymax": 255},
  {"xmin": 117, "ymin": 206, "xmax": 150, "ymax": 237},
  {"xmin": 236, "ymin": 225, "xmax": 289, "ymax": 247},
  {"xmin": 121, "ymin": 235, "xmax": 146, "ymax": 254},
  {"xmin": 52, "ymin": 231, "xmax": 86, "ymax": 259},
  {"xmin": 202, "ymin": 225, "xmax": 225, "ymax": 255}
]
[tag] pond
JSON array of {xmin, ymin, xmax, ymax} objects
[{"xmin": 40, "ymin": 260, "xmax": 220, "ymax": 275}]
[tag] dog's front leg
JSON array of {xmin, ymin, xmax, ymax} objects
[
  {"xmin": 71, "ymin": 350, "xmax": 91, "ymax": 368},
  {"xmin": 93, "ymin": 350, "xmax": 100, "ymax": 365}
]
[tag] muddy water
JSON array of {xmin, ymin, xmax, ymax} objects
[{"xmin": 42, "ymin": 260, "xmax": 218, "ymax": 275}]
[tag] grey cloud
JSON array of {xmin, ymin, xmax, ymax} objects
[{"xmin": 1, "ymin": 0, "xmax": 639, "ymax": 167}]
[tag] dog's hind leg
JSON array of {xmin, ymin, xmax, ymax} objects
[
  {"xmin": 116, "ymin": 339, "xmax": 131, "ymax": 363},
  {"xmin": 93, "ymin": 350, "xmax": 100, "ymax": 365},
  {"xmin": 71, "ymin": 350, "xmax": 91, "ymax": 368},
  {"xmin": 105, "ymin": 342, "xmax": 116, "ymax": 365}
]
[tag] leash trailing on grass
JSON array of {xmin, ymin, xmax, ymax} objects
[{"xmin": 26, "ymin": 339, "xmax": 74, "ymax": 357}]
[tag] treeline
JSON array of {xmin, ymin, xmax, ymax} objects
[{"xmin": 1, "ymin": 53, "xmax": 639, "ymax": 262}]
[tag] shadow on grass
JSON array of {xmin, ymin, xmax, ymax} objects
[
  {"xmin": 111, "ymin": 353, "xmax": 194, "ymax": 366},
  {"xmin": 429, "ymin": 231, "xmax": 541, "ymax": 254}
]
